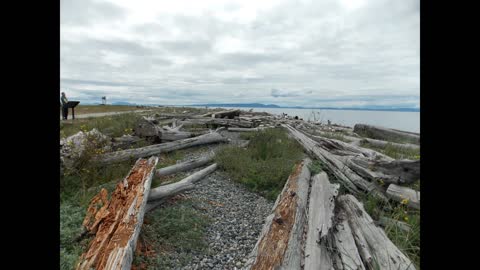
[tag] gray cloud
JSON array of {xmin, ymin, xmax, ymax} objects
[{"xmin": 61, "ymin": 0, "xmax": 419, "ymax": 108}]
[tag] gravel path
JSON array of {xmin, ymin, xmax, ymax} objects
[{"xmin": 158, "ymin": 132, "xmax": 274, "ymax": 270}]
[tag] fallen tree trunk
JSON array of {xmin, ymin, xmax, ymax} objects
[
  {"xmin": 149, "ymin": 163, "xmax": 217, "ymax": 202},
  {"xmin": 378, "ymin": 216, "xmax": 411, "ymax": 232},
  {"xmin": 202, "ymin": 109, "xmax": 240, "ymax": 119},
  {"xmin": 386, "ymin": 184, "xmax": 420, "ymax": 210},
  {"xmin": 155, "ymin": 153, "xmax": 215, "ymax": 178},
  {"xmin": 76, "ymin": 156, "xmax": 158, "ymax": 270},
  {"xmin": 135, "ymin": 116, "xmax": 199, "ymax": 142},
  {"xmin": 284, "ymin": 124, "xmax": 388, "ymax": 202},
  {"xmin": 244, "ymin": 158, "xmax": 311, "ymax": 270},
  {"xmin": 354, "ymin": 124, "xmax": 420, "ymax": 144},
  {"xmin": 304, "ymin": 172, "xmax": 339, "ymax": 270},
  {"xmin": 338, "ymin": 194, "xmax": 416, "ymax": 269},
  {"xmin": 96, "ymin": 132, "xmax": 227, "ymax": 164}
]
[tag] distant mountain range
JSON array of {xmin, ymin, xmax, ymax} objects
[{"xmin": 189, "ymin": 103, "xmax": 419, "ymax": 112}]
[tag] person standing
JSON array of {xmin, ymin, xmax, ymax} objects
[{"xmin": 61, "ymin": 92, "xmax": 69, "ymax": 120}]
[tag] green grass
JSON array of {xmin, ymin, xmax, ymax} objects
[
  {"xmin": 60, "ymin": 112, "xmax": 143, "ymax": 138},
  {"xmin": 133, "ymin": 199, "xmax": 210, "ymax": 269},
  {"xmin": 215, "ymin": 128, "xmax": 304, "ymax": 200},
  {"xmin": 62, "ymin": 105, "xmax": 145, "ymax": 115},
  {"xmin": 360, "ymin": 141, "xmax": 420, "ymax": 160}
]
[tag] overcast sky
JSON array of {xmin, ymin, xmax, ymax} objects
[{"xmin": 60, "ymin": 0, "xmax": 419, "ymax": 108}]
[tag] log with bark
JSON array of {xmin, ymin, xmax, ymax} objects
[
  {"xmin": 202, "ymin": 109, "xmax": 240, "ymax": 119},
  {"xmin": 337, "ymin": 194, "xmax": 416, "ymax": 269},
  {"xmin": 96, "ymin": 132, "xmax": 227, "ymax": 164},
  {"xmin": 386, "ymin": 184, "xmax": 420, "ymax": 210},
  {"xmin": 304, "ymin": 172, "xmax": 340, "ymax": 270},
  {"xmin": 76, "ymin": 156, "xmax": 158, "ymax": 270},
  {"xmin": 354, "ymin": 124, "xmax": 420, "ymax": 144},
  {"xmin": 155, "ymin": 153, "xmax": 215, "ymax": 178},
  {"xmin": 244, "ymin": 158, "xmax": 311, "ymax": 270}
]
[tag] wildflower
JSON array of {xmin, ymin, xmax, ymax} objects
[
  {"xmin": 404, "ymin": 216, "xmax": 409, "ymax": 222},
  {"xmin": 401, "ymin": 198, "xmax": 409, "ymax": 205}
]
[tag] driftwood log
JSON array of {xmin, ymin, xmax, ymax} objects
[
  {"xmin": 337, "ymin": 156, "xmax": 420, "ymax": 185},
  {"xmin": 337, "ymin": 194, "xmax": 416, "ymax": 269},
  {"xmin": 135, "ymin": 117, "xmax": 198, "ymax": 142},
  {"xmin": 386, "ymin": 184, "xmax": 420, "ymax": 210},
  {"xmin": 304, "ymin": 172, "xmax": 339, "ymax": 270},
  {"xmin": 76, "ymin": 156, "xmax": 158, "ymax": 270},
  {"xmin": 179, "ymin": 118, "xmax": 253, "ymax": 128},
  {"xmin": 96, "ymin": 132, "xmax": 227, "ymax": 164},
  {"xmin": 354, "ymin": 124, "xmax": 420, "ymax": 144},
  {"xmin": 227, "ymin": 127, "xmax": 265, "ymax": 132},
  {"xmin": 155, "ymin": 153, "xmax": 215, "ymax": 178},
  {"xmin": 149, "ymin": 163, "xmax": 217, "ymax": 202},
  {"xmin": 202, "ymin": 109, "xmax": 240, "ymax": 119},
  {"xmin": 244, "ymin": 158, "xmax": 311, "ymax": 269}
]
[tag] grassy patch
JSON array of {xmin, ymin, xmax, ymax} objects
[
  {"xmin": 360, "ymin": 141, "xmax": 420, "ymax": 160},
  {"xmin": 133, "ymin": 199, "xmax": 210, "ymax": 269},
  {"xmin": 60, "ymin": 112, "xmax": 143, "ymax": 138},
  {"xmin": 308, "ymin": 160, "xmax": 325, "ymax": 175},
  {"xmin": 215, "ymin": 128, "xmax": 304, "ymax": 200}
]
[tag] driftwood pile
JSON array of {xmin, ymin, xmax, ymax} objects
[
  {"xmin": 64, "ymin": 108, "xmax": 420, "ymax": 270},
  {"xmin": 244, "ymin": 158, "xmax": 416, "ymax": 270}
]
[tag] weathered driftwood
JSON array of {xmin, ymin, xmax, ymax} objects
[
  {"xmin": 331, "ymin": 209, "xmax": 366, "ymax": 270},
  {"xmin": 135, "ymin": 116, "xmax": 197, "ymax": 142},
  {"xmin": 96, "ymin": 132, "xmax": 227, "ymax": 164},
  {"xmin": 155, "ymin": 153, "xmax": 215, "ymax": 178},
  {"xmin": 302, "ymin": 130, "xmax": 393, "ymax": 162},
  {"xmin": 386, "ymin": 184, "xmax": 420, "ymax": 210},
  {"xmin": 179, "ymin": 118, "xmax": 253, "ymax": 128},
  {"xmin": 304, "ymin": 172, "xmax": 339, "ymax": 270},
  {"xmin": 149, "ymin": 163, "xmax": 217, "ymax": 202},
  {"xmin": 244, "ymin": 158, "xmax": 311, "ymax": 270},
  {"xmin": 338, "ymin": 194, "xmax": 416, "ymax": 270},
  {"xmin": 284, "ymin": 124, "xmax": 388, "ymax": 202},
  {"xmin": 202, "ymin": 109, "xmax": 240, "ymax": 119},
  {"xmin": 337, "ymin": 156, "xmax": 420, "ymax": 185},
  {"xmin": 359, "ymin": 137, "xmax": 420, "ymax": 150},
  {"xmin": 354, "ymin": 124, "xmax": 420, "ymax": 144},
  {"xmin": 76, "ymin": 156, "xmax": 158, "ymax": 270}
]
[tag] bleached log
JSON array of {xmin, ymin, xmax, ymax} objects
[
  {"xmin": 338, "ymin": 194, "xmax": 416, "ymax": 270},
  {"xmin": 386, "ymin": 184, "xmax": 420, "ymax": 210},
  {"xmin": 284, "ymin": 124, "xmax": 388, "ymax": 202},
  {"xmin": 96, "ymin": 132, "xmax": 227, "ymax": 164},
  {"xmin": 76, "ymin": 156, "xmax": 158, "ymax": 270},
  {"xmin": 148, "ymin": 163, "xmax": 217, "ymax": 201},
  {"xmin": 179, "ymin": 118, "xmax": 253, "ymax": 128},
  {"xmin": 244, "ymin": 158, "xmax": 311, "ymax": 270},
  {"xmin": 304, "ymin": 172, "xmax": 339, "ymax": 270},
  {"xmin": 155, "ymin": 153, "xmax": 215, "ymax": 178},
  {"xmin": 202, "ymin": 109, "xmax": 240, "ymax": 119},
  {"xmin": 354, "ymin": 124, "xmax": 420, "ymax": 144},
  {"xmin": 331, "ymin": 209, "xmax": 366, "ymax": 270}
]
